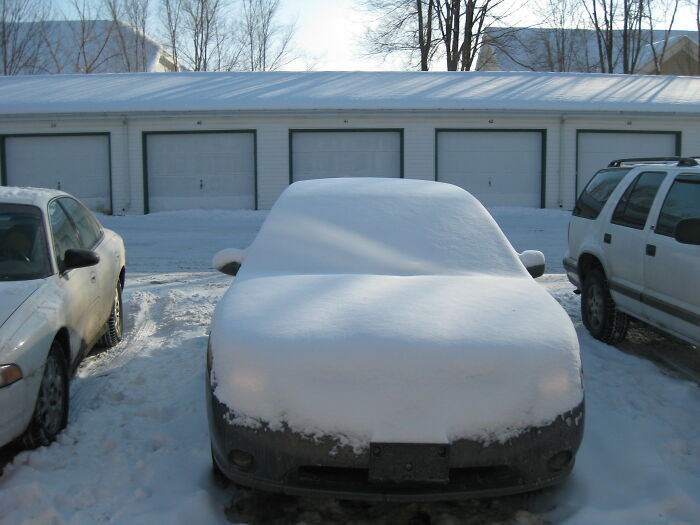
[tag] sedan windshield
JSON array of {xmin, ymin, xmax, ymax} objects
[{"xmin": 0, "ymin": 204, "xmax": 52, "ymax": 281}]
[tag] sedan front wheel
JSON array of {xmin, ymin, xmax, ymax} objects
[{"xmin": 21, "ymin": 340, "xmax": 69, "ymax": 449}]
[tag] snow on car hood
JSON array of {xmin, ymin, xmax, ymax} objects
[
  {"xmin": 0, "ymin": 280, "xmax": 43, "ymax": 329},
  {"xmin": 210, "ymin": 273, "xmax": 583, "ymax": 450}
]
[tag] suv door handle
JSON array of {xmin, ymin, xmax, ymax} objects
[
  {"xmin": 604, "ymin": 233, "xmax": 612, "ymax": 244},
  {"xmin": 646, "ymin": 244, "xmax": 656, "ymax": 256}
]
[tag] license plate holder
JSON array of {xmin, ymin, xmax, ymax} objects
[{"xmin": 368, "ymin": 443, "xmax": 449, "ymax": 484}]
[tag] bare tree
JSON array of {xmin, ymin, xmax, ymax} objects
[
  {"xmin": 174, "ymin": 0, "xmax": 233, "ymax": 71},
  {"xmin": 46, "ymin": 0, "xmax": 120, "ymax": 73},
  {"xmin": 645, "ymin": 0, "xmax": 680, "ymax": 74},
  {"xmin": 433, "ymin": 0, "xmax": 511, "ymax": 71},
  {"xmin": 584, "ymin": 0, "xmax": 647, "ymax": 73},
  {"xmin": 238, "ymin": 0, "xmax": 294, "ymax": 71},
  {"xmin": 0, "ymin": 0, "xmax": 51, "ymax": 75},
  {"xmin": 104, "ymin": 0, "xmax": 151, "ymax": 71},
  {"xmin": 531, "ymin": 0, "xmax": 592, "ymax": 71},
  {"xmin": 362, "ymin": 0, "xmax": 436, "ymax": 71},
  {"xmin": 160, "ymin": 0, "xmax": 182, "ymax": 69}
]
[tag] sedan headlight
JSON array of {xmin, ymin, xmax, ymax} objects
[{"xmin": 0, "ymin": 364, "xmax": 23, "ymax": 388}]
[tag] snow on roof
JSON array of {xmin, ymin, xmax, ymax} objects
[
  {"xmin": 1, "ymin": 70, "xmax": 700, "ymax": 116},
  {"xmin": 479, "ymin": 27, "xmax": 697, "ymax": 74}
]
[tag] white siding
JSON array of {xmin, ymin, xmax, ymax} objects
[{"xmin": 1, "ymin": 111, "xmax": 699, "ymax": 214}]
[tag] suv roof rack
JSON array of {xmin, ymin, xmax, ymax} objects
[{"xmin": 608, "ymin": 157, "xmax": 699, "ymax": 168}]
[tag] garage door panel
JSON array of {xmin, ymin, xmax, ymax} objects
[
  {"xmin": 437, "ymin": 131, "xmax": 542, "ymax": 207},
  {"xmin": 577, "ymin": 132, "xmax": 677, "ymax": 195},
  {"xmin": 146, "ymin": 132, "xmax": 255, "ymax": 212},
  {"xmin": 292, "ymin": 131, "xmax": 401, "ymax": 181},
  {"xmin": 5, "ymin": 135, "xmax": 111, "ymax": 213}
]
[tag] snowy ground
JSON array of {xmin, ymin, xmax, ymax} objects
[{"xmin": 1, "ymin": 207, "xmax": 699, "ymax": 525}]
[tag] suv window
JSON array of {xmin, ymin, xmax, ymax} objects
[
  {"xmin": 58, "ymin": 197, "xmax": 103, "ymax": 249},
  {"xmin": 611, "ymin": 171, "xmax": 666, "ymax": 229},
  {"xmin": 655, "ymin": 174, "xmax": 700, "ymax": 237},
  {"xmin": 48, "ymin": 200, "xmax": 81, "ymax": 270},
  {"xmin": 573, "ymin": 168, "xmax": 630, "ymax": 219}
]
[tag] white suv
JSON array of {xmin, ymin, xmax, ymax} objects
[{"xmin": 564, "ymin": 157, "xmax": 700, "ymax": 347}]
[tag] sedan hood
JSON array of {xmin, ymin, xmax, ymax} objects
[
  {"xmin": 210, "ymin": 273, "xmax": 583, "ymax": 450},
  {"xmin": 0, "ymin": 280, "xmax": 44, "ymax": 330}
]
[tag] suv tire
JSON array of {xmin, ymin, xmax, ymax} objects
[{"xmin": 581, "ymin": 267, "xmax": 629, "ymax": 344}]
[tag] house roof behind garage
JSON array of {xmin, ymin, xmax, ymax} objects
[{"xmin": 1, "ymin": 70, "xmax": 700, "ymax": 116}]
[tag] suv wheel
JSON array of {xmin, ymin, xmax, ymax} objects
[{"xmin": 581, "ymin": 268, "xmax": 629, "ymax": 344}]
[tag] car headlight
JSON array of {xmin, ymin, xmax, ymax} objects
[{"xmin": 0, "ymin": 364, "xmax": 23, "ymax": 388}]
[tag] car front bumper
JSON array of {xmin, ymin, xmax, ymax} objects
[
  {"xmin": 0, "ymin": 378, "xmax": 29, "ymax": 448},
  {"xmin": 207, "ymin": 380, "xmax": 585, "ymax": 502}
]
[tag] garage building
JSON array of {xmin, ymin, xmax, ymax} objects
[{"xmin": 0, "ymin": 71, "xmax": 698, "ymax": 213}]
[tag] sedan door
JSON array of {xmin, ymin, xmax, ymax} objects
[
  {"xmin": 48, "ymin": 200, "xmax": 101, "ymax": 360},
  {"xmin": 643, "ymin": 174, "xmax": 700, "ymax": 344},
  {"xmin": 56, "ymin": 197, "xmax": 115, "ymax": 328}
]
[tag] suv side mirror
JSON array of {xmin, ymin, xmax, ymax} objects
[
  {"xmin": 213, "ymin": 248, "xmax": 247, "ymax": 276},
  {"xmin": 519, "ymin": 250, "xmax": 545, "ymax": 278},
  {"xmin": 63, "ymin": 248, "xmax": 100, "ymax": 271},
  {"xmin": 675, "ymin": 218, "xmax": 700, "ymax": 245}
]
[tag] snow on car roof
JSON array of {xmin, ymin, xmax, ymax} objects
[
  {"xmin": 238, "ymin": 178, "xmax": 527, "ymax": 278},
  {"xmin": 0, "ymin": 186, "xmax": 66, "ymax": 207},
  {"xmin": 0, "ymin": 70, "xmax": 699, "ymax": 116}
]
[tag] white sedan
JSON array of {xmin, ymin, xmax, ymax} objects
[
  {"xmin": 0, "ymin": 187, "xmax": 125, "ymax": 449},
  {"xmin": 207, "ymin": 178, "xmax": 584, "ymax": 501}
]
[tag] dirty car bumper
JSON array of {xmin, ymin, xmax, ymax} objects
[{"xmin": 207, "ymin": 380, "xmax": 584, "ymax": 502}]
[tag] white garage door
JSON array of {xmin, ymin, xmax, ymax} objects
[
  {"xmin": 437, "ymin": 131, "xmax": 543, "ymax": 207},
  {"xmin": 291, "ymin": 131, "xmax": 401, "ymax": 181},
  {"xmin": 5, "ymin": 135, "xmax": 111, "ymax": 213},
  {"xmin": 577, "ymin": 131, "xmax": 678, "ymax": 196},
  {"xmin": 146, "ymin": 132, "xmax": 255, "ymax": 212}
]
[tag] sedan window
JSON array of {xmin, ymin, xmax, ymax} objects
[
  {"xmin": 48, "ymin": 200, "xmax": 81, "ymax": 271},
  {"xmin": 0, "ymin": 204, "xmax": 52, "ymax": 281},
  {"xmin": 58, "ymin": 197, "xmax": 103, "ymax": 249}
]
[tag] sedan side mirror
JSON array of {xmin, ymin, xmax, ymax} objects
[
  {"xmin": 519, "ymin": 250, "xmax": 545, "ymax": 279},
  {"xmin": 213, "ymin": 248, "xmax": 247, "ymax": 276},
  {"xmin": 63, "ymin": 248, "xmax": 100, "ymax": 271},
  {"xmin": 675, "ymin": 218, "xmax": 700, "ymax": 245}
]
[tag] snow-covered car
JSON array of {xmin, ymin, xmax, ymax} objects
[
  {"xmin": 207, "ymin": 178, "xmax": 584, "ymax": 501},
  {"xmin": 0, "ymin": 187, "xmax": 125, "ymax": 449}
]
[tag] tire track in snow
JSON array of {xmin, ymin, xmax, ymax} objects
[{"xmin": 69, "ymin": 288, "xmax": 159, "ymax": 421}]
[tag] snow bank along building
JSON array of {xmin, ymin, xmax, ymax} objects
[{"xmin": 0, "ymin": 70, "xmax": 698, "ymax": 214}]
